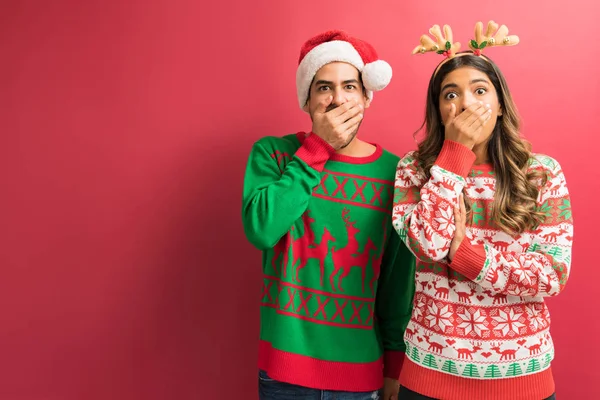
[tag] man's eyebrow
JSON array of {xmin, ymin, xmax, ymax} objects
[{"xmin": 314, "ymin": 79, "xmax": 360, "ymax": 86}]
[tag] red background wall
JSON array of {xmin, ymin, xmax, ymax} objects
[{"xmin": 2, "ymin": 1, "xmax": 598, "ymax": 399}]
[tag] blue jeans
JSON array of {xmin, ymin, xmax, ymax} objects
[{"xmin": 258, "ymin": 370, "xmax": 382, "ymax": 400}]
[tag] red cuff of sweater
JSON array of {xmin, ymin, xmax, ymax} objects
[
  {"xmin": 449, "ymin": 240, "xmax": 487, "ymax": 280},
  {"xmin": 295, "ymin": 133, "xmax": 335, "ymax": 172},
  {"xmin": 384, "ymin": 350, "xmax": 405, "ymax": 380},
  {"xmin": 434, "ymin": 140, "xmax": 476, "ymax": 178}
]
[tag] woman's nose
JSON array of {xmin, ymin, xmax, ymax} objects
[{"xmin": 460, "ymin": 93, "xmax": 478, "ymax": 112}]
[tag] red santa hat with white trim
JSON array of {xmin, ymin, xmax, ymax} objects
[{"xmin": 296, "ymin": 30, "xmax": 393, "ymax": 110}]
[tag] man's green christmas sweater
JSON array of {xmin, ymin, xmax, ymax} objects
[{"xmin": 242, "ymin": 132, "xmax": 415, "ymax": 391}]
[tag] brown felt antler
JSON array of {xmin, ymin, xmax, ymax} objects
[
  {"xmin": 412, "ymin": 24, "xmax": 461, "ymax": 59},
  {"xmin": 468, "ymin": 21, "xmax": 520, "ymax": 55}
]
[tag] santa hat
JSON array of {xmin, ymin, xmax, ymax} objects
[{"xmin": 296, "ymin": 30, "xmax": 393, "ymax": 109}]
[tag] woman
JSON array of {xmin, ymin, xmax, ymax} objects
[{"xmin": 392, "ymin": 23, "xmax": 572, "ymax": 400}]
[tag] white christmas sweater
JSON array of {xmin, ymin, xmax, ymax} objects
[{"xmin": 392, "ymin": 140, "xmax": 573, "ymax": 400}]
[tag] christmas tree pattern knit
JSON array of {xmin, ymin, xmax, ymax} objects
[
  {"xmin": 392, "ymin": 140, "xmax": 573, "ymax": 400},
  {"xmin": 243, "ymin": 132, "xmax": 415, "ymax": 392}
]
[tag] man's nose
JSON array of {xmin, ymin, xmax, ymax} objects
[{"xmin": 332, "ymin": 89, "xmax": 348, "ymax": 106}]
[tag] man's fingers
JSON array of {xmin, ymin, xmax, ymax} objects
[
  {"xmin": 328, "ymin": 99, "xmax": 357, "ymax": 118},
  {"xmin": 336, "ymin": 102, "xmax": 363, "ymax": 124},
  {"xmin": 339, "ymin": 112, "xmax": 363, "ymax": 134},
  {"xmin": 383, "ymin": 387, "xmax": 397, "ymax": 400}
]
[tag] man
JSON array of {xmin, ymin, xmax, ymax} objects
[{"xmin": 242, "ymin": 30, "xmax": 415, "ymax": 400}]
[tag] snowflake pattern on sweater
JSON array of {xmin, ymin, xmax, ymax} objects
[{"xmin": 392, "ymin": 142, "xmax": 572, "ymax": 381}]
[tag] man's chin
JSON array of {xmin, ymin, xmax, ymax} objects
[{"xmin": 339, "ymin": 129, "xmax": 359, "ymax": 149}]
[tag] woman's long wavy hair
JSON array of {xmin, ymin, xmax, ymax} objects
[{"xmin": 415, "ymin": 53, "xmax": 546, "ymax": 236}]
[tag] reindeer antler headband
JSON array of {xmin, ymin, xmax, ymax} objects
[
  {"xmin": 412, "ymin": 21, "xmax": 519, "ymax": 59},
  {"xmin": 412, "ymin": 24, "xmax": 461, "ymax": 58}
]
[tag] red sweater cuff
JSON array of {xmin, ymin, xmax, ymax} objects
[
  {"xmin": 450, "ymin": 240, "xmax": 487, "ymax": 280},
  {"xmin": 383, "ymin": 350, "xmax": 405, "ymax": 380},
  {"xmin": 294, "ymin": 133, "xmax": 335, "ymax": 172},
  {"xmin": 434, "ymin": 140, "xmax": 476, "ymax": 178}
]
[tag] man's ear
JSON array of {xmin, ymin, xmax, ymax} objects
[
  {"xmin": 364, "ymin": 94, "xmax": 371, "ymax": 109},
  {"xmin": 303, "ymin": 100, "xmax": 310, "ymax": 113},
  {"xmin": 303, "ymin": 87, "xmax": 312, "ymax": 112}
]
